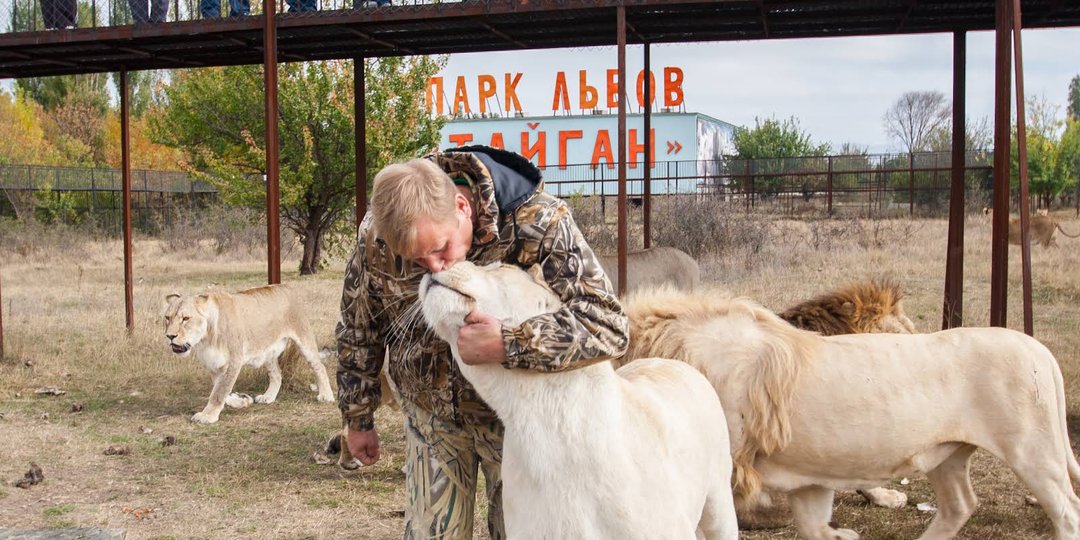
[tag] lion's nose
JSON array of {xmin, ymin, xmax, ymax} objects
[{"xmin": 166, "ymin": 334, "xmax": 177, "ymax": 341}]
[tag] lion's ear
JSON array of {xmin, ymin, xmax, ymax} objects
[
  {"xmin": 164, "ymin": 293, "xmax": 181, "ymax": 309},
  {"xmin": 526, "ymin": 264, "xmax": 546, "ymax": 285},
  {"xmin": 839, "ymin": 301, "xmax": 856, "ymax": 316}
]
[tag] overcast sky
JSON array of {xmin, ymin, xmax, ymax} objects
[{"xmin": 438, "ymin": 28, "xmax": 1080, "ymax": 153}]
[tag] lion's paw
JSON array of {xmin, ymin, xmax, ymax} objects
[
  {"xmin": 859, "ymin": 487, "xmax": 908, "ymax": 509},
  {"xmin": 190, "ymin": 412, "xmax": 219, "ymax": 424},
  {"xmin": 316, "ymin": 392, "xmax": 335, "ymax": 403},
  {"xmin": 254, "ymin": 394, "xmax": 275, "ymax": 404},
  {"xmin": 225, "ymin": 393, "xmax": 254, "ymax": 408},
  {"xmin": 828, "ymin": 526, "xmax": 860, "ymax": 540}
]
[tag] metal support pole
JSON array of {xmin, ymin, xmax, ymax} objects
[
  {"xmin": 0, "ymin": 264, "xmax": 5, "ymax": 359},
  {"xmin": 121, "ymin": 69, "xmax": 134, "ymax": 332},
  {"xmin": 642, "ymin": 42, "xmax": 652, "ymax": 249},
  {"xmin": 1011, "ymin": 0, "xmax": 1034, "ymax": 336},
  {"xmin": 909, "ymin": 152, "xmax": 915, "ymax": 216},
  {"xmin": 616, "ymin": 5, "xmax": 627, "ymax": 297},
  {"xmin": 826, "ymin": 156, "xmax": 833, "ymax": 215},
  {"xmin": 990, "ymin": 0, "xmax": 1011, "ymax": 328},
  {"xmin": 355, "ymin": 56, "xmax": 367, "ymax": 229},
  {"xmin": 943, "ymin": 30, "xmax": 967, "ymax": 330},
  {"xmin": 264, "ymin": 0, "xmax": 281, "ymax": 284}
]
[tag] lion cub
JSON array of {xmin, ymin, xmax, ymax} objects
[{"xmin": 163, "ymin": 285, "xmax": 335, "ymax": 424}]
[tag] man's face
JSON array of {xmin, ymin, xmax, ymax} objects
[{"xmin": 409, "ymin": 192, "xmax": 474, "ymax": 273}]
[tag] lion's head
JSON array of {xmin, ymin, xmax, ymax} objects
[
  {"xmin": 419, "ymin": 261, "xmax": 560, "ymax": 345},
  {"xmin": 163, "ymin": 293, "xmax": 212, "ymax": 356}
]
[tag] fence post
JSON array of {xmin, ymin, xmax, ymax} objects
[
  {"xmin": 909, "ymin": 152, "xmax": 915, "ymax": 216},
  {"xmin": 744, "ymin": 159, "xmax": 750, "ymax": 214},
  {"xmin": 827, "ymin": 156, "xmax": 833, "ymax": 215},
  {"xmin": 90, "ymin": 169, "xmax": 96, "ymax": 216}
]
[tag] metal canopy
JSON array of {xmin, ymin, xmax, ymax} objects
[{"xmin": 2, "ymin": 0, "xmax": 1079, "ymax": 79}]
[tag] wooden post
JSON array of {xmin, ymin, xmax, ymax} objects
[
  {"xmin": 264, "ymin": 0, "xmax": 281, "ymax": 284},
  {"xmin": 121, "ymin": 69, "xmax": 134, "ymax": 332},
  {"xmin": 943, "ymin": 30, "xmax": 966, "ymax": 330},
  {"xmin": 990, "ymin": 0, "xmax": 1012, "ymax": 328},
  {"xmin": 1011, "ymin": 0, "xmax": 1034, "ymax": 336},
  {"xmin": 616, "ymin": 5, "xmax": 627, "ymax": 297},
  {"xmin": 0, "ymin": 264, "xmax": 5, "ymax": 359}
]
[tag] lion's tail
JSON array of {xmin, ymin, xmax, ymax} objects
[
  {"xmin": 1055, "ymin": 223, "xmax": 1080, "ymax": 239},
  {"xmin": 1049, "ymin": 350, "xmax": 1080, "ymax": 486}
]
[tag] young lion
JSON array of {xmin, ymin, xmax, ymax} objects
[
  {"xmin": 983, "ymin": 208, "xmax": 1080, "ymax": 247},
  {"xmin": 163, "ymin": 285, "xmax": 335, "ymax": 424}
]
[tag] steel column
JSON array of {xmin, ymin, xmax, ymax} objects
[
  {"xmin": 943, "ymin": 30, "xmax": 966, "ymax": 330},
  {"xmin": 990, "ymin": 0, "xmax": 1011, "ymax": 328},
  {"xmin": 121, "ymin": 69, "xmax": 134, "ymax": 331},
  {"xmin": 0, "ymin": 264, "xmax": 5, "ymax": 359},
  {"xmin": 264, "ymin": 0, "xmax": 281, "ymax": 284},
  {"xmin": 355, "ymin": 56, "xmax": 367, "ymax": 229},
  {"xmin": 616, "ymin": 5, "xmax": 627, "ymax": 297},
  {"xmin": 1012, "ymin": 0, "xmax": 1034, "ymax": 336},
  {"xmin": 643, "ymin": 42, "xmax": 652, "ymax": 249}
]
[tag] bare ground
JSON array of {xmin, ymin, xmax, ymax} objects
[{"xmin": 2, "ymin": 212, "xmax": 1080, "ymax": 539}]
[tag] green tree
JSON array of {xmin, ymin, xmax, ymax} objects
[
  {"xmin": 1010, "ymin": 95, "xmax": 1075, "ymax": 208},
  {"xmin": 1068, "ymin": 74, "xmax": 1080, "ymax": 121},
  {"xmin": 153, "ymin": 57, "xmax": 446, "ymax": 274},
  {"xmin": 729, "ymin": 116, "xmax": 830, "ymax": 196}
]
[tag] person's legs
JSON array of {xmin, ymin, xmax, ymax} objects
[
  {"xmin": 402, "ymin": 405, "xmax": 481, "ymax": 540},
  {"xmin": 128, "ymin": 0, "xmax": 149, "ymax": 23},
  {"xmin": 150, "ymin": 0, "xmax": 169, "ymax": 22},
  {"xmin": 199, "ymin": 0, "xmax": 220, "ymax": 18},
  {"xmin": 228, "ymin": 0, "xmax": 250, "ymax": 17}
]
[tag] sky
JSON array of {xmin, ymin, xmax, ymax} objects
[{"xmin": 437, "ymin": 28, "xmax": 1080, "ymax": 153}]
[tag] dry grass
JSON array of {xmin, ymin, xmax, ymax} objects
[{"xmin": 2, "ymin": 209, "xmax": 1080, "ymax": 539}]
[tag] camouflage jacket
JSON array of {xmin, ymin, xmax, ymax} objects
[{"xmin": 335, "ymin": 146, "xmax": 629, "ymax": 430}]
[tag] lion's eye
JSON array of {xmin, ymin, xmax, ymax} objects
[{"xmin": 182, "ymin": 317, "xmax": 190, "ymax": 323}]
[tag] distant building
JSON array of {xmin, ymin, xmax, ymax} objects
[{"xmin": 438, "ymin": 112, "xmax": 737, "ymax": 196}]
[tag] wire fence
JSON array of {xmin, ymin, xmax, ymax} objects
[
  {"xmin": 0, "ymin": 164, "xmax": 218, "ymax": 233},
  {"xmin": 2, "ymin": 0, "xmax": 453, "ymax": 32}
]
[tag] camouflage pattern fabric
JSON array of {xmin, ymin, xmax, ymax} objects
[
  {"xmin": 403, "ymin": 402, "xmax": 505, "ymax": 540},
  {"xmin": 335, "ymin": 148, "xmax": 629, "ymax": 431}
]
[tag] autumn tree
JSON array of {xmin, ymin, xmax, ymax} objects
[{"xmin": 153, "ymin": 57, "xmax": 446, "ymax": 274}]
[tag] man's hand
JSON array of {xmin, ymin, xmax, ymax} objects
[
  {"xmin": 457, "ymin": 310, "xmax": 507, "ymax": 365},
  {"xmin": 346, "ymin": 426, "xmax": 381, "ymax": 466}
]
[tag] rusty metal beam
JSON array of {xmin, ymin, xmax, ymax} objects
[
  {"xmin": 759, "ymin": 1, "xmax": 769, "ymax": 37},
  {"xmin": 617, "ymin": 5, "xmax": 627, "ymax": 297},
  {"xmin": 943, "ymin": 30, "xmax": 966, "ymax": 330},
  {"xmin": 265, "ymin": 0, "xmax": 281, "ymax": 285},
  {"xmin": 121, "ymin": 69, "xmax": 134, "ymax": 332},
  {"xmin": 643, "ymin": 41, "xmax": 652, "ymax": 249},
  {"xmin": 338, "ymin": 26, "xmax": 412, "ymax": 54},
  {"xmin": 115, "ymin": 45, "xmax": 202, "ymax": 66},
  {"xmin": 990, "ymin": 0, "xmax": 1011, "ymax": 328},
  {"xmin": 1012, "ymin": 0, "xmax": 1034, "ymax": 336},
  {"xmin": 355, "ymin": 56, "xmax": 367, "ymax": 228},
  {"xmin": 474, "ymin": 18, "xmax": 527, "ymax": 49}
]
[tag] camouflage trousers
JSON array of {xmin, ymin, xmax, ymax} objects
[{"xmin": 402, "ymin": 403, "xmax": 505, "ymax": 540}]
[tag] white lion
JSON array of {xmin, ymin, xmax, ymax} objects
[
  {"xmin": 163, "ymin": 285, "xmax": 335, "ymax": 424},
  {"xmin": 419, "ymin": 261, "xmax": 737, "ymax": 540},
  {"xmin": 618, "ymin": 286, "xmax": 1080, "ymax": 540},
  {"xmin": 599, "ymin": 246, "xmax": 700, "ymax": 294}
]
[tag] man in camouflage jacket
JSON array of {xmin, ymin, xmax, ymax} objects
[{"xmin": 335, "ymin": 146, "xmax": 628, "ymax": 539}]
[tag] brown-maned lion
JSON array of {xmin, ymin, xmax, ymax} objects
[
  {"xmin": 778, "ymin": 281, "xmax": 916, "ymax": 511},
  {"xmin": 598, "ymin": 246, "xmax": 700, "ymax": 294},
  {"xmin": 983, "ymin": 208, "xmax": 1080, "ymax": 247},
  {"xmin": 779, "ymin": 281, "xmax": 916, "ymax": 336},
  {"xmin": 163, "ymin": 285, "xmax": 335, "ymax": 424},
  {"xmin": 617, "ymin": 287, "xmax": 1080, "ymax": 540}
]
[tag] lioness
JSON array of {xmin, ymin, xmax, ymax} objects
[
  {"xmin": 982, "ymin": 208, "xmax": 1080, "ymax": 247},
  {"xmin": 598, "ymin": 246, "xmax": 700, "ymax": 294},
  {"xmin": 618, "ymin": 287, "xmax": 1080, "ymax": 540},
  {"xmin": 163, "ymin": 285, "xmax": 335, "ymax": 424}
]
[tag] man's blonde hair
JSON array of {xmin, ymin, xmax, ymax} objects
[{"xmin": 371, "ymin": 158, "xmax": 458, "ymax": 256}]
